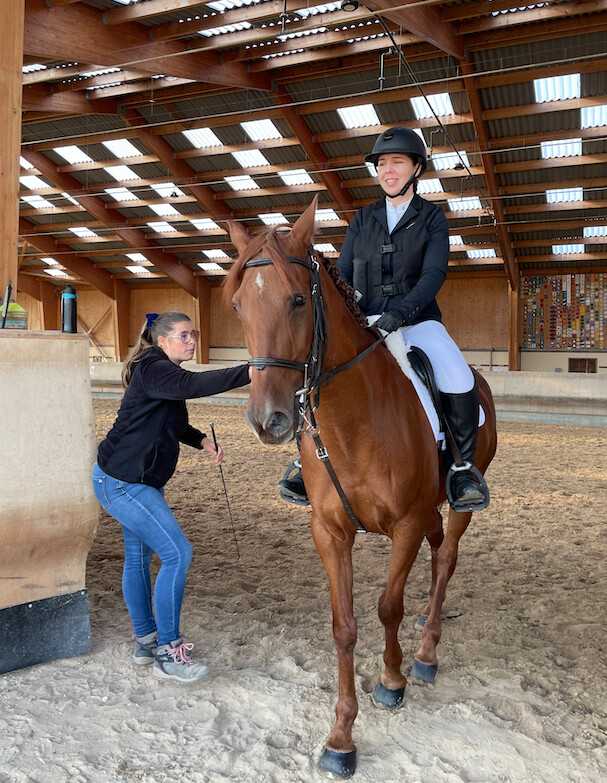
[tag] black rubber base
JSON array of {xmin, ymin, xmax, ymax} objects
[
  {"xmin": 318, "ymin": 747, "xmax": 357, "ymax": 779},
  {"xmin": 0, "ymin": 590, "xmax": 91, "ymax": 675},
  {"xmin": 372, "ymin": 681, "xmax": 406, "ymax": 710},
  {"xmin": 278, "ymin": 488, "xmax": 310, "ymax": 506}
]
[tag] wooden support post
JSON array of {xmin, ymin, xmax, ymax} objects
[
  {"xmin": 0, "ymin": 1, "xmax": 25, "ymax": 303},
  {"xmin": 40, "ymin": 281, "xmax": 59, "ymax": 330},
  {"xmin": 112, "ymin": 279, "xmax": 131, "ymax": 361},
  {"xmin": 508, "ymin": 279, "xmax": 521, "ymax": 371},
  {"xmin": 196, "ymin": 276, "xmax": 211, "ymax": 364}
]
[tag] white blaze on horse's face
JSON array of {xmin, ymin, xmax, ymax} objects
[{"xmin": 255, "ymin": 271, "xmax": 264, "ymax": 293}]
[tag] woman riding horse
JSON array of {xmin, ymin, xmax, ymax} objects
[{"xmin": 279, "ymin": 127, "xmax": 490, "ymax": 514}]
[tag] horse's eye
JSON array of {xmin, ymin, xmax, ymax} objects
[{"xmin": 292, "ymin": 293, "xmax": 306, "ymax": 308}]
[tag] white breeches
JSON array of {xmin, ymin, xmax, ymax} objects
[{"xmin": 400, "ymin": 320, "xmax": 474, "ymax": 394}]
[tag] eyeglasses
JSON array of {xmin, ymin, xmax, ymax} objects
[{"xmin": 168, "ymin": 329, "xmax": 200, "ymax": 344}]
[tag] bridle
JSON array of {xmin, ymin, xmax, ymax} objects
[{"xmin": 244, "ymin": 247, "xmax": 385, "ymax": 533}]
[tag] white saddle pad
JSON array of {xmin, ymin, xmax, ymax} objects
[{"xmin": 367, "ymin": 315, "xmax": 485, "ymax": 445}]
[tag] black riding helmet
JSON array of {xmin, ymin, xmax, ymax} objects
[{"xmin": 365, "ymin": 126, "xmax": 428, "ymax": 174}]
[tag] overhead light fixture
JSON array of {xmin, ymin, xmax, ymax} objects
[{"xmin": 341, "ymin": 0, "xmax": 359, "ymax": 11}]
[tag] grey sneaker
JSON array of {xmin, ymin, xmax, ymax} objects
[
  {"xmin": 132, "ymin": 633, "xmax": 158, "ymax": 666},
  {"xmin": 153, "ymin": 638, "xmax": 209, "ymax": 683}
]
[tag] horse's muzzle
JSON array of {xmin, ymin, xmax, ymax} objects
[{"xmin": 246, "ymin": 404, "xmax": 294, "ymax": 445}]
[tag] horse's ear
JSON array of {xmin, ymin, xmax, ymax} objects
[
  {"xmin": 226, "ymin": 220, "xmax": 251, "ymax": 255},
  {"xmin": 287, "ymin": 195, "xmax": 318, "ymax": 255}
]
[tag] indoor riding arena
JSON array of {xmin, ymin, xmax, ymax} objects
[{"xmin": 1, "ymin": 2, "xmax": 606, "ymax": 782}]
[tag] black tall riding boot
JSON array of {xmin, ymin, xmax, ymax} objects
[
  {"xmin": 440, "ymin": 380, "xmax": 489, "ymax": 512},
  {"xmin": 277, "ymin": 432, "xmax": 309, "ymax": 506}
]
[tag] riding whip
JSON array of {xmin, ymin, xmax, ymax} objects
[{"xmin": 209, "ymin": 422, "xmax": 241, "ymax": 560}]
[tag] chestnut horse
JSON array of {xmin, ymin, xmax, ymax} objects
[{"xmin": 225, "ymin": 199, "xmax": 497, "ymax": 779}]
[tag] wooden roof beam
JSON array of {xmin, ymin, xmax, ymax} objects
[{"xmin": 21, "ymin": 83, "xmax": 118, "ymax": 115}]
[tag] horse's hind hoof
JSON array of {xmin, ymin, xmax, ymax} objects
[
  {"xmin": 415, "ymin": 613, "xmax": 428, "ymax": 629},
  {"xmin": 372, "ymin": 681, "xmax": 405, "ymax": 710},
  {"xmin": 410, "ymin": 658, "xmax": 438, "ymax": 684},
  {"xmin": 318, "ymin": 747, "xmax": 357, "ymax": 779}
]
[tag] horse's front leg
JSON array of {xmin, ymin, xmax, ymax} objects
[
  {"xmin": 373, "ymin": 521, "xmax": 425, "ymax": 710},
  {"xmin": 311, "ymin": 515, "xmax": 358, "ymax": 780},
  {"xmin": 411, "ymin": 508, "xmax": 473, "ymax": 684}
]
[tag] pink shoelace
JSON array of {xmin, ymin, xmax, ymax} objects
[{"xmin": 167, "ymin": 642, "xmax": 195, "ymax": 665}]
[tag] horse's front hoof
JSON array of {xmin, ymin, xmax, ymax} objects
[
  {"xmin": 318, "ymin": 747, "xmax": 357, "ymax": 779},
  {"xmin": 410, "ymin": 658, "xmax": 438, "ymax": 683},
  {"xmin": 415, "ymin": 613, "xmax": 429, "ymax": 629},
  {"xmin": 371, "ymin": 681, "xmax": 405, "ymax": 710}
]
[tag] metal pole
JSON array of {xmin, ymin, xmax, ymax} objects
[{"xmin": 209, "ymin": 422, "xmax": 241, "ymax": 561}]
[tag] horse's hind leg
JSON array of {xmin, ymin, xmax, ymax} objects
[
  {"xmin": 411, "ymin": 508, "xmax": 473, "ymax": 684},
  {"xmin": 373, "ymin": 522, "xmax": 425, "ymax": 710},
  {"xmin": 416, "ymin": 507, "xmax": 444, "ymax": 628}
]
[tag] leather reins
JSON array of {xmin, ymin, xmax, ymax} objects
[{"xmin": 244, "ymin": 249, "xmax": 385, "ymax": 533}]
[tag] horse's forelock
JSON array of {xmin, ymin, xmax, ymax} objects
[{"xmin": 223, "ymin": 226, "xmax": 301, "ymax": 304}]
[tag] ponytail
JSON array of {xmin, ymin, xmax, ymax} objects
[{"xmin": 121, "ymin": 311, "xmax": 191, "ymax": 387}]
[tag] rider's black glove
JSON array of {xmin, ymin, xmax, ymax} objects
[{"xmin": 375, "ymin": 310, "xmax": 404, "ymax": 333}]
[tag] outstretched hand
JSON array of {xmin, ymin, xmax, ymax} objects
[{"xmin": 202, "ymin": 436, "xmax": 223, "ymax": 465}]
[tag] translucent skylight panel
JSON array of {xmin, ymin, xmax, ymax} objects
[
  {"xmin": 21, "ymin": 195, "xmax": 54, "ymax": 209},
  {"xmin": 46, "ymin": 268, "xmax": 69, "ymax": 277},
  {"xmin": 105, "ymin": 187, "xmax": 136, "ymax": 201},
  {"xmin": 316, "ymin": 208, "xmax": 340, "ymax": 221},
  {"xmin": 448, "ymin": 197, "xmax": 482, "ymax": 211},
  {"xmin": 546, "ymin": 187, "xmax": 583, "ymax": 203},
  {"xmin": 23, "ymin": 63, "xmax": 46, "ymax": 74},
  {"xmin": 147, "ymin": 221, "xmax": 177, "ymax": 233},
  {"xmin": 232, "ymin": 149, "xmax": 270, "ymax": 168},
  {"xmin": 467, "ymin": 248, "xmax": 497, "ymax": 258},
  {"xmin": 366, "ymin": 161, "xmax": 377, "ymax": 177},
  {"xmin": 552, "ymin": 244, "xmax": 584, "ymax": 254},
  {"xmin": 225, "ymin": 175, "xmax": 260, "ymax": 190},
  {"xmin": 540, "ymin": 138, "xmax": 582, "ymax": 158},
  {"xmin": 314, "ymin": 243, "xmax": 337, "ymax": 253},
  {"xmin": 202, "ymin": 249, "xmax": 229, "ymax": 258},
  {"xmin": 61, "ymin": 192, "xmax": 80, "ymax": 205},
  {"xmin": 410, "ymin": 93, "xmax": 454, "ymax": 119},
  {"xmin": 53, "ymin": 145, "xmax": 93, "ymax": 165},
  {"xmin": 199, "ymin": 22, "xmax": 252, "ymax": 37},
  {"xmin": 126, "ymin": 265, "xmax": 150, "ymax": 275},
  {"xmin": 581, "ymin": 105, "xmax": 607, "ymax": 128},
  {"xmin": 41, "ymin": 257, "xmax": 58, "ymax": 265},
  {"xmin": 20, "ymin": 156, "xmax": 34, "ymax": 169},
  {"xmin": 20, "ymin": 175, "xmax": 49, "ymax": 189},
  {"xmin": 190, "ymin": 218, "xmax": 220, "ymax": 230},
  {"xmin": 431, "ymin": 151, "xmax": 470, "ymax": 171},
  {"xmin": 337, "ymin": 104, "xmax": 380, "ymax": 129},
  {"xmin": 69, "ymin": 226, "xmax": 98, "ymax": 238},
  {"xmin": 149, "ymin": 203, "xmax": 180, "ymax": 216},
  {"xmin": 102, "ymin": 138, "xmax": 142, "ymax": 158},
  {"xmin": 449, "ymin": 235, "xmax": 463, "ymax": 246},
  {"xmin": 279, "ymin": 169, "xmax": 314, "ymax": 186},
  {"xmin": 126, "ymin": 253, "xmax": 148, "ymax": 262},
  {"xmin": 259, "ymin": 213, "xmax": 289, "ymax": 225},
  {"xmin": 80, "ymin": 67, "xmax": 121, "ymax": 78},
  {"xmin": 296, "ymin": 3, "xmax": 341, "ymax": 17},
  {"xmin": 583, "ymin": 225, "xmax": 607, "ymax": 237},
  {"xmin": 104, "ymin": 165, "xmax": 139, "ymax": 181},
  {"xmin": 182, "ymin": 127, "xmax": 223, "ymax": 148},
  {"xmin": 151, "ymin": 182, "xmax": 185, "ymax": 198},
  {"xmin": 241, "ymin": 119, "xmax": 282, "ymax": 141},
  {"xmin": 206, "ymin": 0, "xmax": 254, "ymax": 11},
  {"xmin": 279, "ymin": 27, "xmax": 328, "ymax": 41},
  {"xmin": 416, "ymin": 178, "xmax": 444, "ymax": 194},
  {"xmin": 534, "ymin": 74, "xmax": 580, "ymax": 103},
  {"xmin": 199, "ymin": 262, "xmax": 224, "ymax": 271}
]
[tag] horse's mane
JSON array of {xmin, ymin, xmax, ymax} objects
[{"xmin": 223, "ymin": 225, "xmax": 368, "ymax": 328}]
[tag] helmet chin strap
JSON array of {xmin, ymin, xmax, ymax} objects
[{"xmin": 397, "ymin": 161, "xmax": 423, "ymax": 198}]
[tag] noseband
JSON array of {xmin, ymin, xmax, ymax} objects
[{"xmin": 244, "ymin": 248, "xmax": 385, "ymax": 534}]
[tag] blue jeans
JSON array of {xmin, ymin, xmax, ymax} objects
[{"xmin": 92, "ymin": 464, "xmax": 193, "ymax": 645}]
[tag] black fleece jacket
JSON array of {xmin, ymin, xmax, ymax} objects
[{"xmin": 97, "ymin": 348, "xmax": 249, "ymax": 488}]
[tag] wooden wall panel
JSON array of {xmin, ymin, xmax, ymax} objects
[
  {"xmin": 15, "ymin": 291, "xmax": 42, "ymax": 331},
  {"xmin": 438, "ymin": 275, "xmax": 509, "ymax": 350},
  {"xmin": 130, "ymin": 286, "xmax": 196, "ymax": 345},
  {"xmin": 210, "ymin": 287, "xmax": 245, "ymax": 347}
]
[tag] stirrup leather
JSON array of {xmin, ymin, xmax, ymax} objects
[{"xmin": 446, "ymin": 462, "xmax": 490, "ymax": 513}]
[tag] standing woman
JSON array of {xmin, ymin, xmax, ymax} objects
[
  {"xmin": 279, "ymin": 126, "xmax": 489, "ymax": 512},
  {"xmin": 93, "ymin": 311, "xmax": 250, "ymax": 683}
]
